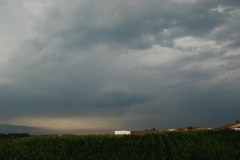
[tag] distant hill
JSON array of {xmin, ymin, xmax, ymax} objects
[{"xmin": 0, "ymin": 124, "xmax": 55, "ymax": 135}]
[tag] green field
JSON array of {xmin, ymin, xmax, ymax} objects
[{"xmin": 0, "ymin": 130, "xmax": 239, "ymax": 160}]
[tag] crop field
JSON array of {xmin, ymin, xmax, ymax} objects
[{"xmin": 0, "ymin": 130, "xmax": 239, "ymax": 160}]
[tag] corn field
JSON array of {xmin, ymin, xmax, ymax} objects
[{"xmin": 0, "ymin": 130, "xmax": 239, "ymax": 160}]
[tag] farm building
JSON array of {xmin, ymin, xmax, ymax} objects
[
  {"xmin": 131, "ymin": 129, "xmax": 158, "ymax": 135},
  {"xmin": 178, "ymin": 126, "xmax": 210, "ymax": 131},
  {"xmin": 114, "ymin": 130, "xmax": 131, "ymax": 135},
  {"xmin": 165, "ymin": 128, "xmax": 177, "ymax": 132},
  {"xmin": 217, "ymin": 121, "xmax": 240, "ymax": 131}
]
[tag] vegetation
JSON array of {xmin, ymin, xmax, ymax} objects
[{"xmin": 0, "ymin": 130, "xmax": 239, "ymax": 160}]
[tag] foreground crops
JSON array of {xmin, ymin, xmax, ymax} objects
[{"xmin": 0, "ymin": 130, "xmax": 239, "ymax": 160}]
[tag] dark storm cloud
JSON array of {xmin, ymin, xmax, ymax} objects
[
  {"xmin": 0, "ymin": 0, "xmax": 240, "ymax": 130},
  {"xmin": 228, "ymin": 37, "xmax": 240, "ymax": 48},
  {"xmin": 31, "ymin": 0, "xmax": 234, "ymax": 50},
  {"xmin": 92, "ymin": 91, "xmax": 149, "ymax": 108}
]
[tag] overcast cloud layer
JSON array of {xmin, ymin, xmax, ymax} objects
[{"xmin": 0, "ymin": 0, "xmax": 240, "ymax": 132}]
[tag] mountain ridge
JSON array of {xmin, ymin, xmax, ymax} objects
[{"xmin": 0, "ymin": 124, "xmax": 55, "ymax": 135}]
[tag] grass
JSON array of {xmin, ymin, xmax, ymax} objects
[{"xmin": 0, "ymin": 130, "xmax": 239, "ymax": 160}]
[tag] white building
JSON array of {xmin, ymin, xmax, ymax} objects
[
  {"xmin": 233, "ymin": 128, "xmax": 240, "ymax": 131},
  {"xmin": 217, "ymin": 121, "xmax": 240, "ymax": 131},
  {"xmin": 114, "ymin": 130, "xmax": 131, "ymax": 135}
]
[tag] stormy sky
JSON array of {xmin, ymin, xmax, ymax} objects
[{"xmin": 0, "ymin": 0, "xmax": 240, "ymax": 132}]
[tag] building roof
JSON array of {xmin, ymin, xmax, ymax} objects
[
  {"xmin": 131, "ymin": 130, "xmax": 158, "ymax": 135},
  {"xmin": 217, "ymin": 121, "xmax": 240, "ymax": 129}
]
